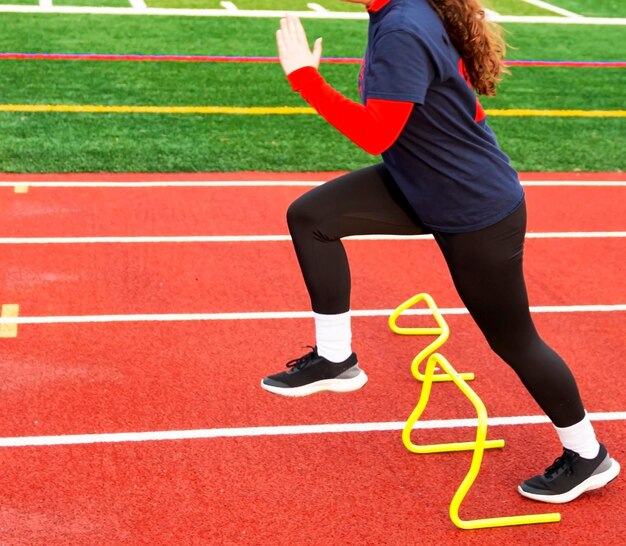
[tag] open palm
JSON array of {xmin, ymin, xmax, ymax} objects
[{"xmin": 276, "ymin": 15, "xmax": 323, "ymax": 76}]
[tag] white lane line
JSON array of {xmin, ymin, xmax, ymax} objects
[
  {"xmin": 518, "ymin": 0, "xmax": 580, "ymax": 17},
  {"xmin": 219, "ymin": 1, "xmax": 238, "ymax": 10},
  {"xmin": 1, "ymin": 305, "xmax": 625, "ymax": 326},
  {"xmin": 307, "ymin": 3, "xmax": 328, "ymax": 12},
  {"xmin": 521, "ymin": 181, "xmax": 626, "ymax": 187},
  {"xmin": 0, "ymin": 181, "xmax": 326, "ymax": 188},
  {"xmin": 0, "ymin": 234, "xmax": 420, "ymax": 244},
  {"xmin": 525, "ymin": 231, "xmax": 626, "ymax": 238},
  {"xmin": 0, "ymin": 232, "xmax": 625, "ymax": 244},
  {"xmin": 1, "ymin": 411, "xmax": 624, "ymax": 447},
  {"xmin": 0, "ymin": 6, "xmax": 624, "ymax": 24},
  {"xmin": 1, "ymin": 181, "xmax": 625, "ymax": 188}
]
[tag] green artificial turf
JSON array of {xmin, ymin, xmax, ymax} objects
[
  {"xmin": 501, "ymin": 24, "xmax": 626, "ymax": 61},
  {"xmin": 0, "ymin": 112, "xmax": 372, "ymax": 172},
  {"xmin": 1, "ymin": 61, "xmax": 624, "ymax": 110},
  {"xmin": 1, "ymin": 111, "xmax": 623, "ymax": 172},
  {"xmin": 125, "ymin": 0, "xmax": 568, "ymax": 16},
  {"xmin": 2, "ymin": 14, "xmax": 626, "ymax": 60},
  {"xmin": 482, "ymin": 0, "xmax": 547, "ymax": 15},
  {"xmin": 148, "ymin": 0, "xmax": 365, "ymax": 10},
  {"xmin": 482, "ymin": 67, "xmax": 626, "ymax": 110},
  {"xmin": 0, "ymin": 14, "xmax": 367, "ymax": 58},
  {"xmin": 489, "ymin": 117, "xmax": 625, "ymax": 171},
  {"xmin": 545, "ymin": 0, "xmax": 626, "ymax": 17},
  {"xmin": 0, "ymin": 13, "xmax": 623, "ymax": 172},
  {"xmin": 147, "ymin": 0, "xmax": 223, "ymax": 7},
  {"xmin": 53, "ymin": 0, "xmax": 135, "ymax": 6}
]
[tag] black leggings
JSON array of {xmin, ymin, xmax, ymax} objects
[{"xmin": 287, "ymin": 164, "xmax": 585, "ymax": 427}]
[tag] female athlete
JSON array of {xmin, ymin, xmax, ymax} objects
[{"xmin": 260, "ymin": 0, "xmax": 620, "ymax": 503}]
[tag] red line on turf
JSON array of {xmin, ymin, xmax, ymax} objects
[{"xmin": 2, "ymin": 53, "xmax": 625, "ymax": 68}]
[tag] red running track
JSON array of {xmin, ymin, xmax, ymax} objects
[
  {"xmin": 1, "ymin": 185, "xmax": 626, "ymax": 236},
  {"xmin": 0, "ymin": 313, "xmax": 624, "ymax": 436},
  {"xmin": 0, "ymin": 422, "xmax": 624, "ymax": 546},
  {"xmin": 0, "ymin": 238, "xmax": 624, "ymax": 315},
  {"xmin": 0, "ymin": 173, "xmax": 624, "ymax": 544}
]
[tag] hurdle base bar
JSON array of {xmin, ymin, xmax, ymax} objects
[
  {"xmin": 427, "ymin": 353, "xmax": 561, "ymax": 528},
  {"xmin": 402, "ymin": 351, "xmax": 504, "ymax": 453}
]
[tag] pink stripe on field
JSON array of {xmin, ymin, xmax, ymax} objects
[{"xmin": 1, "ymin": 53, "xmax": 625, "ymax": 68}]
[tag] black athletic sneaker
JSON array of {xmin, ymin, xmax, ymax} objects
[
  {"xmin": 261, "ymin": 346, "xmax": 367, "ymax": 397},
  {"xmin": 518, "ymin": 443, "xmax": 620, "ymax": 504}
]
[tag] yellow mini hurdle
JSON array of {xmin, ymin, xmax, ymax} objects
[{"xmin": 389, "ymin": 293, "xmax": 561, "ymax": 529}]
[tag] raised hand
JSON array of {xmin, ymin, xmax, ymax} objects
[{"xmin": 276, "ymin": 14, "xmax": 323, "ymax": 76}]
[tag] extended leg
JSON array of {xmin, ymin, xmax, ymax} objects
[
  {"xmin": 435, "ymin": 202, "xmax": 619, "ymax": 502},
  {"xmin": 435, "ymin": 201, "xmax": 585, "ymax": 427}
]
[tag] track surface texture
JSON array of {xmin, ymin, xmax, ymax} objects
[{"xmin": 0, "ymin": 172, "xmax": 624, "ymax": 545}]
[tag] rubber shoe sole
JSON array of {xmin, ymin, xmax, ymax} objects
[
  {"xmin": 518, "ymin": 457, "xmax": 621, "ymax": 504},
  {"xmin": 260, "ymin": 368, "xmax": 368, "ymax": 397}
]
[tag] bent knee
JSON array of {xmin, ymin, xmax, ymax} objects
[
  {"xmin": 287, "ymin": 196, "xmax": 337, "ymax": 242},
  {"xmin": 286, "ymin": 197, "xmax": 317, "ymax": 231}
]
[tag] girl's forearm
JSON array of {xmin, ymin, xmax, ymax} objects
[{"xmin": 287, "ymin": 66, "xmax": 413, "ymax": 155}]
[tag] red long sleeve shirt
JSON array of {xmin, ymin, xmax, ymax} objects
[{"xmin": 287, "ymin": 66, "xmax": 413, "ymax": 155}]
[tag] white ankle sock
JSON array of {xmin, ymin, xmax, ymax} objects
[
  {"xmin": 554, "ymin": 413, "xmax": 600, "ymax": 459},
  {"xmin": 313, "ymin": 311, "xmax": 352, "ymax": 363}
]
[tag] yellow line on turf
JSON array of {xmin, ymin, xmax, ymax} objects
[
  {"xmin": 1, "ymin": 104, "xmax": 625, "ymax": 118},
  {"xmin": 486, "ymin": 109, "xmax": 626, "ymax": 118},
  {"xmin": 0, "ymin": 304, "xmax": 19, "ymax": 338},
  {"xmin": 0, "ymin": 104, "xmax": 316, "ymax": 115}
]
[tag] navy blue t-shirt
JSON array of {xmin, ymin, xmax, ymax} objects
[{"xmin": 360, "ymin": 0, "xmax": 524, "ymax": 233}]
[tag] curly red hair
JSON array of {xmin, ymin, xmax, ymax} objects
[{"xmin": 428, "ymin": 0, "xmax": 508, "ymax": 96}]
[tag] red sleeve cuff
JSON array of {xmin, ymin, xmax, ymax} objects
[{"xmin": 287, "ymin": 66, "xmax": 323, "ymax": 92}]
